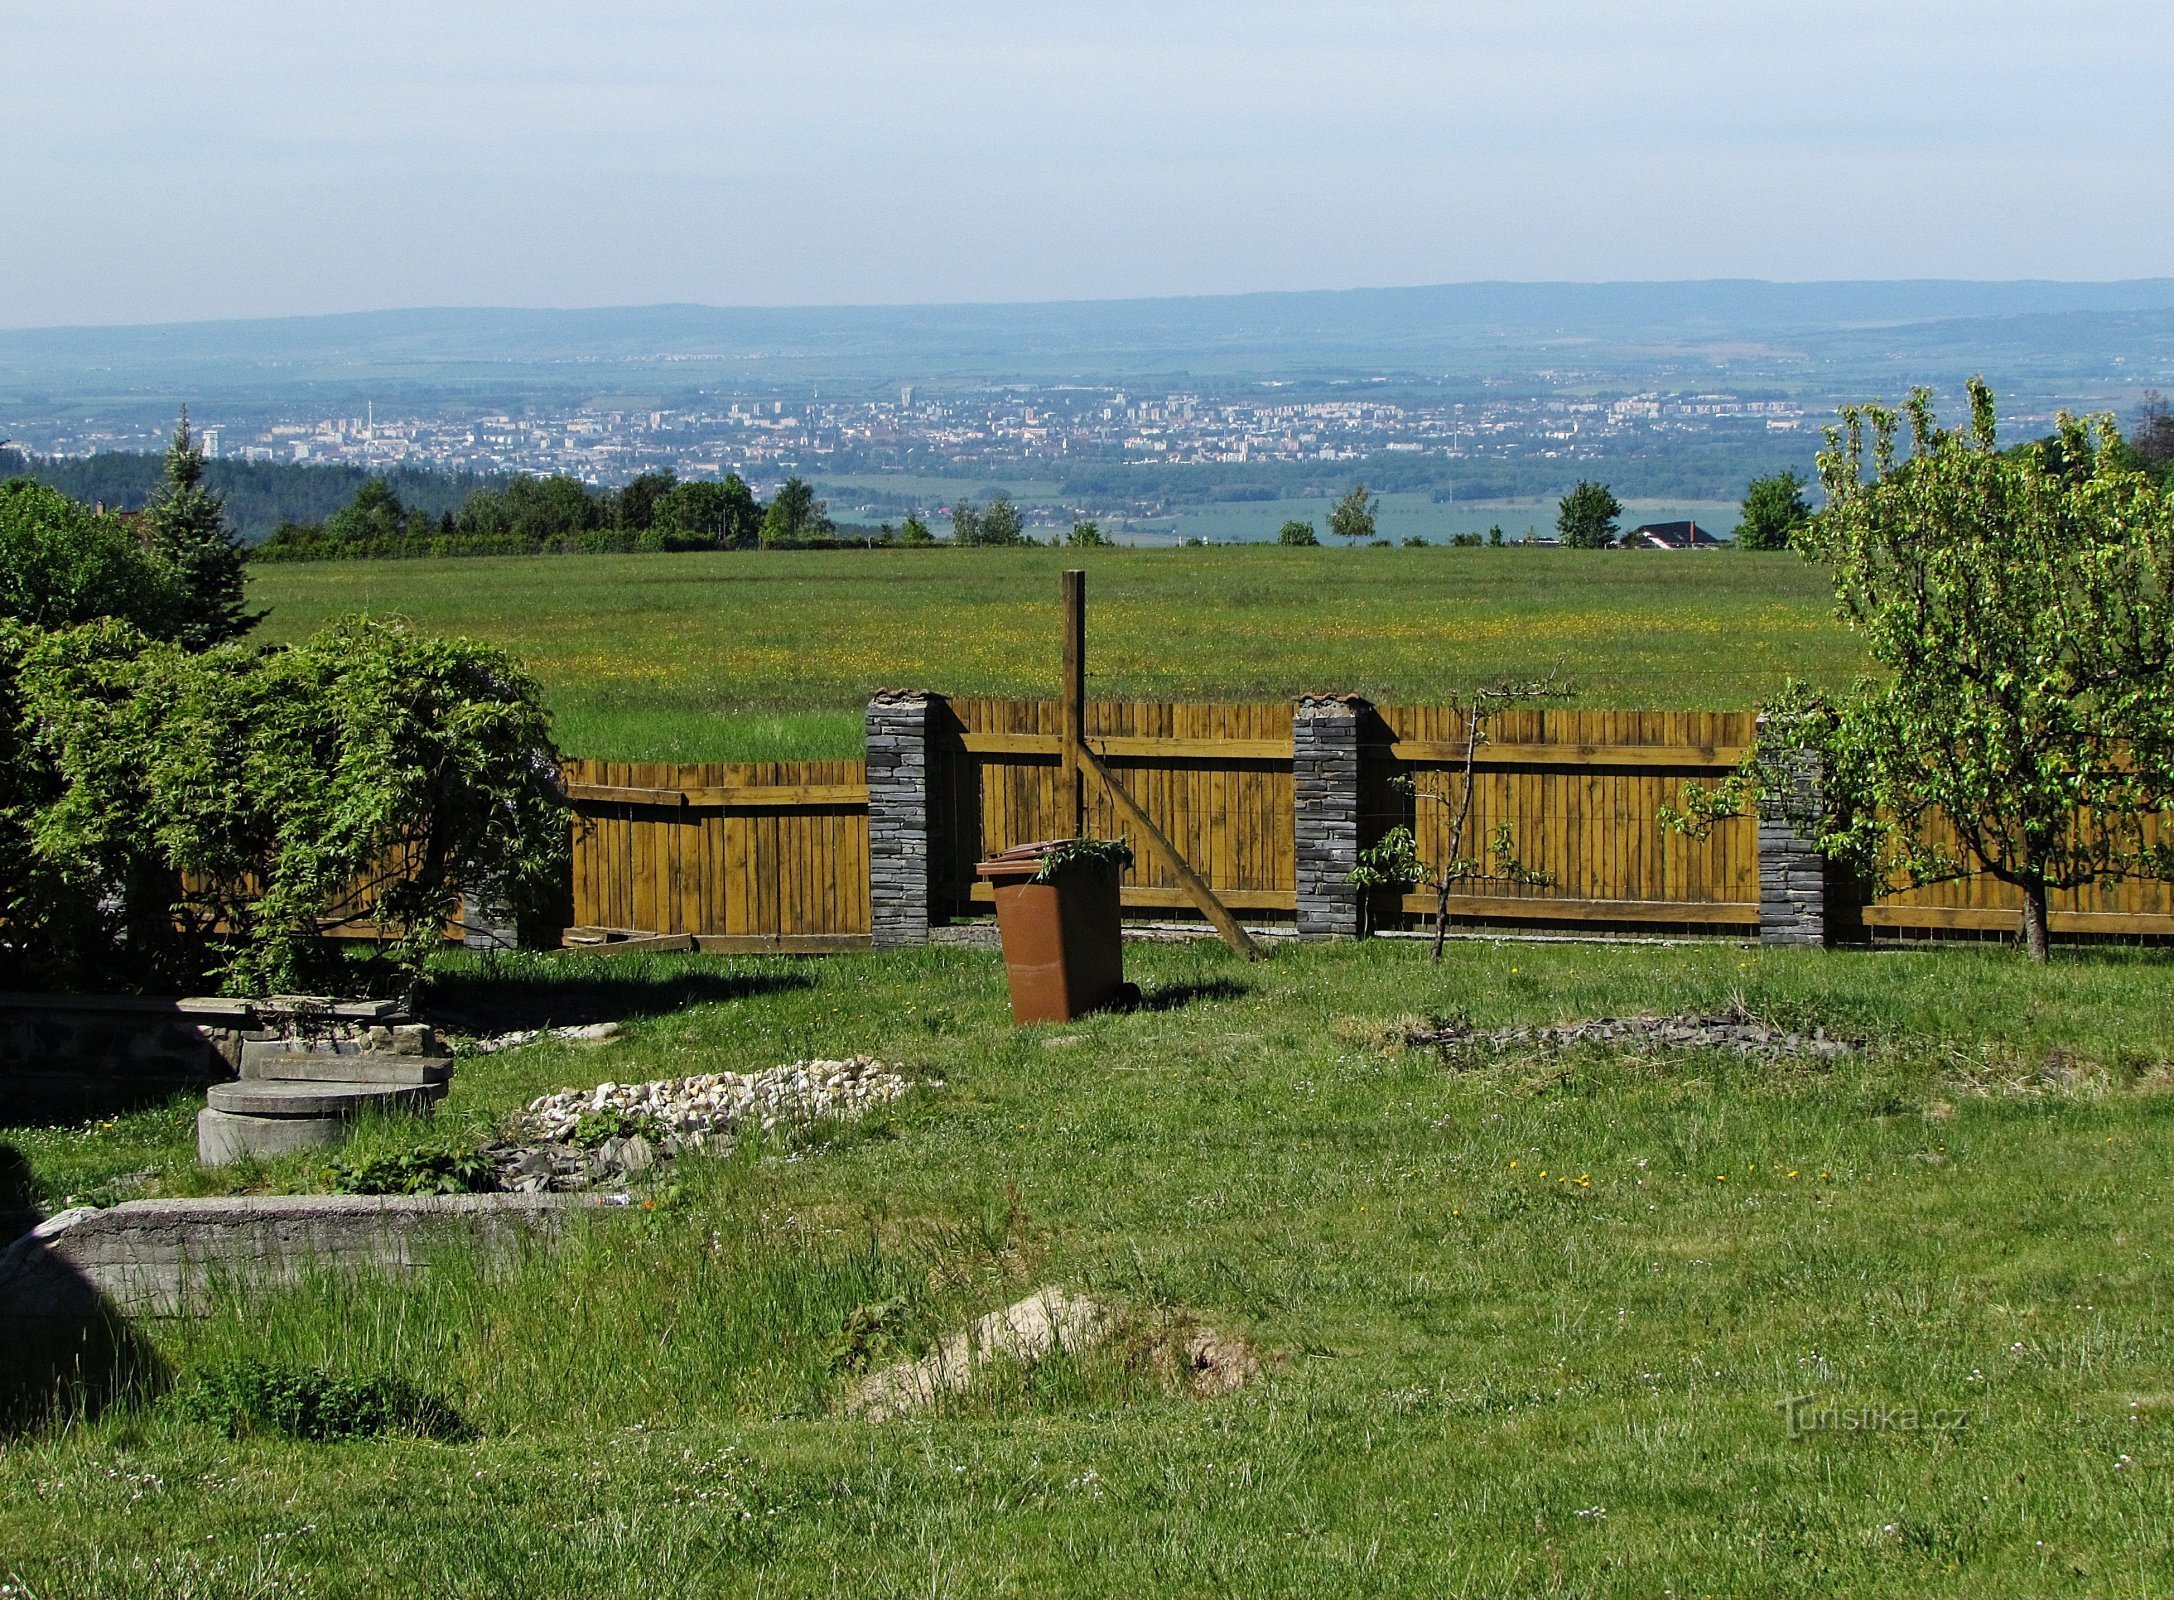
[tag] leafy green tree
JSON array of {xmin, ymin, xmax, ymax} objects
[
  {"xmin": 613, "ymin": 470, "xmax": 678, "ymax": 534},
  {"xmin": 1065, "ymin": 520, "xmax": 1110, "ymax": 547},
  {"xmin": 897, "ymin": 512, "xmax": 935, "ymax": 546},
  {"xmin": 950, "ymin": 498, "xmax": 980, "ymax": 545},
  {"xmin": 2131, "ymin": 390, "xmax": 2174, "ymax": 478},
  {"xmin": 0, "ymin": 481, "xmax": 186, "ymax": 636},
  {"xmin": 1277, "ymin": 520, "xmax": 1320, "ymax": 546},
  {"xmin": 325, "ymin": 478, "xmax": 410, "ymax": 543},
  {"xmin": 654, "ymin": 477, "xmax": 758, "ymax": 549},
  {"xmin": 1556, "ymin": 481, "xmax": 1622, "ymax": 548},
  {"xmin": 1326, "ymin": 485, "xmax": 1377, "ymax": 543},
  {"xmin": 760, "ymin": 477, "xmax": 833, "ymax": 546},
  {"xmin": 977, "ymin": 493, "xmax": 1026, "ymax": 546},
  {"xmin": 1487, "ymin": 525, "xmax": 1505, "ymax": 546},
  {"xmin": 1735, "ymin": 468, "xmax": 1812, "ymax": 551},
  {"xmin": 11, "ymin": 616, "xmax": 566, "ymax": 995},
  {"xmin": 143, "ymin": 411, "xmax": 254, "ymax": 647},
  {"xmin": 1667, "ymin": 380, "xmax": 2174, "ymax": 961}
]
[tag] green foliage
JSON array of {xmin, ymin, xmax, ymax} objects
[
  {"xmin": 1736, "ymin": 468, "xmax": 1813, "ymax": 551},
  {"xmin": 1448, "ymin": 531, "xmax": 1483, "ymax": 547},
  {"xmin": 760, "ymin": 477, "xmax": 834, "ymax": 547},
  {"xmin": 1028, "ymin": 835, "xmax": 1134, "ymax": 882},
  {"xmin": 654, "ymin": 475, "xmax": 758, "ymax": 549},
  {"xmin": 1325, "ymin": 485, "xmax": 1377, "ymax": 543},
  {"xmin": 952, "ymin": 493, "xmax": 1028, "ymax": 547},
  {"xmin": 897, "ymin": 512, "xmax": 935, "ymax": 545},
  {"xmin": 0, "ymin": 480, "xmax": 187, "ymax": 637},
  {"xmin": 172, "ymin": 1359, "xmax": 474, "ymax": 1442},
  {"xmin": 142, "ymin": 413, "xmax": 256, "ymax": 650},
  {"xmin": 1556, "ymin": 480, "xmax": 1622, "ymax": 548},
  {"xmin": 613, "ymin": 470, "xmax": 678, "ymax": 535},
  {"xmin": 565, "ymin": 1108, "xmax": 664, "ymax": 1146},
  {"xmin": 1065, "ymin": 520, "xmax": 1110, "ymax": 548},
  {"xmin": 2131, "ymin": 391, "xmax": 2174, "ymax": 478},
  {"xmin": 1277, "ymin": 519, "xmax": 1320, "ymax": 546},
  {"xmin": 7, "ymin": 616, "xmax": 567, "ymax": 995},
  {"xmin": 328, "ymin": 1147, "xmax": 499, "ymax": 1196},
  {"xmin": 978, "ymin": 494, "xmax": 1026, "ymax": 546},
  {"xmin": 1348, "ymin": 824, "xmax": 1424, "ymax": 892},
  {"xmin": 323, "ymin": 477, "xmax": 415, "ymax": 545},
  {"xmin": 1670, "ymin": 381, "xmax": 2174, "ymax": 960},
  {"xmin": 1488, "ymin": 524, "xmax": 1506, "ymax": 546}
]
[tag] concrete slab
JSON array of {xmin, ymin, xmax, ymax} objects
[
  {"xmin": 206, "ymin": 1078, "xmax": 443, "ymax": 1118},
  {"xmin": 3, "ymin": 1193, "xmax": 614, "ymax": 1316},
  {"xmin": 252, "ymin": 1054, "xmax": 454, "ymax": 1087}
]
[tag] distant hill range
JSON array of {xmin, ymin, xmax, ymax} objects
[{"xmin": 6, "ymin": 279, "xmax": 2174, "ymax": 414}]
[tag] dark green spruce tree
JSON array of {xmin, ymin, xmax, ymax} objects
[{"xmin": 144, "ymin": 409, "xmax": 256, "ymax": 648}]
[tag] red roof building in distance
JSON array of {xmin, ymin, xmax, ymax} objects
[{"xmin": 1620, "ymin": 519, "xmax": 1724, "ymax": 549}]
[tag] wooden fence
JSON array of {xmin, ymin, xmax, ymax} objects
[
  {"xmin": 554, "ymin": 700, "xmax": 2174, "ymax": 947},
  {"xmin": 1366, "ymin": 705, "xmax": 1760, "ymax": 928},
  {"xmin": 562, "ymin": 759, "xmax": 871, "ymax": 951},
  {"xmin": 934, "ymin": 697, "xmax": 1300, "ymax": 916}
]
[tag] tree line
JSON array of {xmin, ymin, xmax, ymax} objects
[
  {"xmin": 0, "ymin": 446, "xmax": 493, "ymax": 541},
  {"xmin": 252, "ymin": 472, "xmax": 1130, "ymax": 560}
]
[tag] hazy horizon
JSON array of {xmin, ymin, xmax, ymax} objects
[{"xmin": 7, "ymin": 3, "xmax": 2171, "ymax": 329}]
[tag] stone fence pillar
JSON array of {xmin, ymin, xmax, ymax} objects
[
  {"xmin": 867, "ymin": 691, "xmax": 940, "ymax": 946},
  {"xmin": 1293, "ymin": 695, "xmax": 1366, "ymax": 939},
  {"xmin": 1756, "ymin": 715, "xmax": 1828, "ymax": 946}
]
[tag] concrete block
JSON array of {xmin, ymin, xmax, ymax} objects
[{"xmin": 197, "ymin": 1106, "xmax": 354, "ymax": 1163}]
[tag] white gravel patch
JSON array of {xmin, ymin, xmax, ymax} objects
[{"xmin": 522, "ymin": 1056, "xmax": 919, "ymax": 1142}]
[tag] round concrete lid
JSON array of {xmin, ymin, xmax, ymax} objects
[{"xmin": 206, "ymin": 1078, "xmax": 438, "ymax": 1118}]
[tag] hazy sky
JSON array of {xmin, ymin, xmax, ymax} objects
[{"xmin": 6, "ymin": 1, "xmax": 2171, "ymax": 328}]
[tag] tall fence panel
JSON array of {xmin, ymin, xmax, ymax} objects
[
  {"xmin": 562, "ymin": 759, "xmax": 871, "ymax": 948},
  {"xmin": 935, "ymin": 698, "xmax": 1299, "ymax": 915},
  {"xmin": 1367, "ymin": 706, "xmax": 1761, "ymax": 929}
]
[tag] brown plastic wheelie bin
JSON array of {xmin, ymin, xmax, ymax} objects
[{"xmin": 976, "ymin": 839, "xmax": 1136, "ymax": 1024}]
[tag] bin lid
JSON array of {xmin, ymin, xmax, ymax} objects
[{"xmin": 981, "ymin": 838, "xmax": 1076, "ymax": 863}]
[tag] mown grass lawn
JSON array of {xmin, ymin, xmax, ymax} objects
[
  {"xmin": 246, "ymin": 547, "xmax": 1854, "ymax": 762},
  {"xmin": 4, "ymin": 937, "xmax": 2172, "ymax": 1596}
]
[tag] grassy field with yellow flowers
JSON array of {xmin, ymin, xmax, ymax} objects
[
  {"xmin": 7, "ymin": 937, "xmax": 2174, "ymax": 1596},
  {"xmin": 247, "ymin": 546, "xmax": 1854, "ymax": 761}
]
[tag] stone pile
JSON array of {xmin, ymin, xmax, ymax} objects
[
  {"xmin": 1410, "ymin": 1013, "xmax": 1857, "ymax": 1062},
  {"xmin": 494, "ymin": 1057, "xmax": 919, "ymax": 1192}
]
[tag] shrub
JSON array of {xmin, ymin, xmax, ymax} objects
[
  {"xmin": 328, "ymin": 1148, "xmax": 500, "ymax": 1196},
  {"xmin": 6, "ymin": 616, "xmax": 567, "ymax": 995},
  {"xmin": 0, "ymin": 479, "xmax": 187, "ymax": 637},
  {"xmin": 172, "ymin": 1359, "xmax": 475, "ymax": 1442}
]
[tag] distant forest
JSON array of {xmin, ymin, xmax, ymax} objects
[{"xmin": 0, "ymin": 448, "xmax": 499, "ymax": 541}]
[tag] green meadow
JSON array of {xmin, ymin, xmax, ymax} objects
[
  {"xmin": 6, "ymin": 938, "xmax": 2172, "ymax": 1596},
  {"xmin": 248, "ymin": 546, "xmax": 1853, "ymax": 762}
]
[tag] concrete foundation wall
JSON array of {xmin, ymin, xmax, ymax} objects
[{"xmin": 0, "ymin": 1193, "xmax": 609, "ymax": 1319}]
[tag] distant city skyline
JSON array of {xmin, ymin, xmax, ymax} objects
[{"xmin": 5, "ymin": 1, "xmax": 2171, "ymax": 329}]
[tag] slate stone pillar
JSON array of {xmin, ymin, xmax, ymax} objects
[
  {"xmin": 1756, "ymin": 715, "xmax": 1828, "ymax": 946},
  {"xmin": 867, "ymin": 691, "xmax": 939, "ymax": 947},
  {"xmin": 461, "ymin": 891, "xmax": 522, "ymax": 952},
  {"xmin": 1293, "ymin": 695, "xmax": 1365, "ymax": 939}
]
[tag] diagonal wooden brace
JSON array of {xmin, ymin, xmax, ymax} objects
[{"xmin": 1072, "ymin": 742, "xmax": 1262, "ymax": 961}]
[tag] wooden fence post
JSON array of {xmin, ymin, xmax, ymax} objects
[
  {"xmin": 1061, "ymin": 569, "xmax": 1086, "ymax": 839},
  {"xmin": 867, "ymin": 690, "xmax": 939, "ymax": 946},
  {"xmin": 1293, "ymin": 695, "xmax": 1366, "ymax": 939}
]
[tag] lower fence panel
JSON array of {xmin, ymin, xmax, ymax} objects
[{"xmin": 565, "ymin": 759, "xmax": 871, "ymax": 942}]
